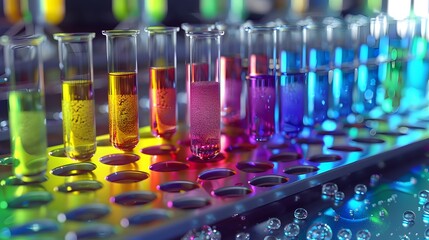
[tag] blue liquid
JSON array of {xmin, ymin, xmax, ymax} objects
[
  {"xmin": 305, "ymin": 70, "xmax": 329, "ymax": 125},
  {"xmin": 354, "ymin": 65, "xmax": 378, "ymax": 113},
  {"xmin": 279, "ymin": 72, "xmax": 305, "ymax": 137},
  {"xmin": 247, "ymin": 75, "xmax": 275, "ymax": 142},
  {"xmin": 280, "ymin": 51, "xmax": 301, "ymax": 72}
]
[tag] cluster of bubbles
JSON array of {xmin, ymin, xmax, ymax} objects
[{"xmin": 182, "ymin": 225, "xmax": 221, "ymax": 240}]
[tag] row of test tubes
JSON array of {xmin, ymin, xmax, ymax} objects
[{"xmin": 3, "ymin": 13, "xmax": 429, "ymax": 182}]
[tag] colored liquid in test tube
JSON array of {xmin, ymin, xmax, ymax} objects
[
  {"xmin": 187, "ymin": 31, "xmax": 223, "ymax": 160},
  {"xmin": 145, "ymin": 27, "xmax": 178, "ymax": 139},
  {"xmin": 103, "ymin": 30, "xmax": 140, "ymax": 150}
]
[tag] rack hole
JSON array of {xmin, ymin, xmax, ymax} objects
[
  {"xmin": 4, "ymin": 219, "xmax": 59, "ymax": 236},
  {"xmin": 1, "ymin": 175, "xmax": 48, "ymax": 186},
  {"xmin": 0, "ymin": 155, "xmax": 15, "ymax": 166},
  {"xmin": 265, "ymin": 142, "xmax": 289, "ymax": 150},
  {"xmin": 236, "ymin": 161, "xmax": 274, "ymax": 173},
  {"xmin": 317, "ymin": 130, "xmax": 346, "ymax": 136},
  {"xmin": 55, "ymin": 180, "xmax": 103, "ymax": 193},
  {"xmin": 99, "ymin": 153, "xmax": 140, "ymax": 166},
  {"xmin": 6, "ymin": 191, "xmax": 53, "ymax": 209},
  {"xmin": 269, "ymin": 152, "xmax": 302, "ymax": 162},
  {"xmin": 58, "ymin": 204, "xmax": 110, "ymax": 222},
  {"xmin": 224, "ymin": 143, "xmax": 257, "ymax": 153},
  {"xmin": 121, "ymin": 209, "xmax": 170, "ymax": 227},
  {"xmin": 51, "ymin": 162, "xmax": 96, "ymax": 177},
  {"xmin": 141, "ymin": 144, "xmax": 176, "ymax": 155},
  {"xmin": 48, "ymin": 148, "xmax": 67, "ymax": 157},
  {"xmin": 295, "ymin": 138, "xmax": 324, "ymax": 145},
  {"xmin": 328, "ymin": 145, "xmax": 363, "ymax": 152},
  {"xmin": 249, "ymin": 175, "xmax": 288, "ymax": 187},
  {"xmin": 284, "ymin": 165, "xmax": 319, "ymax": 175},
  {"xmin": 398, "ymin": 124, "xmax": 426, "ymax": 130},
  {"xmin": 352, "ymin": 137, "xmax": 385, "ymax": 144},
  {"xmin": 308, "ymin": 154, "xmax": 342, "ymax": 163},
  {"xmin": 65, "ymin": 223, "xmax": 115, "ymax": 240},
  {"xmin": 111, "ymin": 191, "xmax": 157, "ymax": 206},
  {"xmin": 213, "ymin": 186, "xmax": 252, "ymax": 197},
  {"xmin": 106, "ymin": 171, "xmax": 149, "ymax": 184},
  {"xmin": 375, "ymin": 131, "xmax": 407, "ymax": 136},
  {"xmin": 149, "ymin": 161, "xmax": 189, "ymax": 172},
  {"xmin": 198, "ymin": 168, "xmax": 235, "ymax": 180},
  {"xmin": 170, "ymin": 197, "xmax": 211, "ymax": 210},
  {"xmin": 158, "ymin": 181, "xmax": 199, "ymax": 193}
]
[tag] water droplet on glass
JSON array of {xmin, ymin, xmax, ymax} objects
[
  {"xmin": 211, "ymin": 229, "xmax": 222, "ymax": 240},
  {"xmin": 403, "ymin": 210, "xmax": 416, "ymax": 222},
  {"xmin": 419, "ymin": 190, "xmax": 429, "ymax": 204},
  {"xmin": 241, "ymin": 216, "xmax": 246, "ymax": 221},
  {"xmin": 354, "ymin": 184, "xmax": 367, "ymax": 200},
  {"xmin": 399, "ymin": 235, "xmax": 410, "ymax": 240},
  {"xmin": 284, "ymin": 223, "xmax": 300, "ymax": 237},
  {"xmin": 356, "ymin": 229, "xmax": 371, "ymax": 240},
  {"xmin": 264, "ymin": 236, "xmax": 278, "ymax": 240},
  {"xmin": 334, "ymin": 191, "xmax": 345, "ymax": 201},
  {"xmin": 337, "ymin": 228, "xmax": 352, "ymax": 240},
  {"xmin": 266, "ymin": 218, "xmax": 281, "ymax": 230},
  {"xmin": 424, "ymin": 228, "xmax": 429, "ymax": 239},
  {"xmin": 370, "ymin": 174, "xmax": 380, "ymax": 186},
  {"xmin": 379, "ymin": 210, "xmax": 386, "ymax": 218},
  {"xmin": 236, "ymin": 232, "xmax": 250, "ymax": 240},
  {"xmin": 322, "ymin": 183, "xmax": 338, "ymax": 197},
  {"xmin": 294, "ymin": 208, "xmax": 308, "ymax": 220},
  {"xmin": 306, "ymin": 222, "xmax": 332, "ymax": 240}
]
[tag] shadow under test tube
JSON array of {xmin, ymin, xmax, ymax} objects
[
  {"xmin": 145, "ymin": 26, "xmax": 178, "ymax": 139},
  {"xmin": 277, "ymin": 24, "xmax": 305, "ymax": 138},
  {"xmin": 54, "ymin": 33, "xmax": 97, "ymax": 160},
  {"xmin": 1, "ymin": 35, "xmax": 48, "ymax": 182},
  {"xmin": 187, "ymin": 30, "xmax": 223, "ymax": 160},
  {"xmin": 102, "ymin": 30, "xmax": 140, "ymax": 150},
  {"xmin": 246, "ymin": 26, "xmax": 276, "ymax": 142}
]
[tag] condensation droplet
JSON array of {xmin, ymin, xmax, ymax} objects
[
  {"xmin": 322, "ymin": 183, "xmax": 338, "ymax": 197},
  {"xmin": 356, "ymin": 229, "xmax": 371, "ymax": 240},
  {"xmin": 334, "ymin": 191, "xmax": 345, "ymax": 201},
  {"xmin": 284, "ymin": 223, "xmax": 300, "ymax": 237},
  {"xmin": 294, "ymin": 208, "xmax": 308, "ymax": 220},
  {"xmin": 235, "ymin": 232, "xmax": 250, "ymax": 240},
  {"xmin": 306, "ymin": 222, "xmax": 332, "ymax": 240},
  {"xmin": 337, "ymin": 228, "xmax": 352, "ymax": 240},
  {"xmin": 266, "ymin": 218, "xmax": 281, "ymax": 230}
]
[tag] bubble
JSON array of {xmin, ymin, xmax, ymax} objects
[
  {"xmin": 425, "ymin": 228, "xmax": 429, "ymax": 239},
  {"xmin": 424, "ymin": 202, "xmax": 429, "ymax": 214},
  {"xmin": 266, "ymin": 218, "xmax": 281, "ymax": 230},
  {"xmin": 370, "ymin": 174, "xmax": 380, "ymax": 186},
  {"xmin": 235, "ymin": 232, "xmax": 250, "ymax": 240},
  {"xmin": 337, "ymin": 228, "xmax": 352, "ymax": 240},
  {"xmin": 306, "ymin": 222, "xmax": 332, "ymax": 240},
  {"xmin": 399, "ymin": 235, "xmax": 410, "ymax": 240},
  {"xmin": 356, "ymin": 229, "xmax": 371, "ymax": 240},
  {"xmin": 379, "ymin": 210, "xmax": 386, "ymax": 218},
  {"xmin": 403, "ymin": 210, "xmax": 416, "ymax": 222},
  {"xmin": 263, "ymin": 236, "xmax": 278, "ymax": 240},
  {"xmin": 419, "ymin": 190, "xmax": 429, "ymax": 204},
  {"xmin": 284, "ymin": 223, "xmax": 300, "ymax": 237},
  {"xmin": 322, "ymin": 183, "xmax": 338, "ymax": 197},
  {"xmin": 294, "ymin": 208, "xmax": 308, "ymax": 220},
  {"xmin": 354, "ymin": 184, "xmax": 367, "ymax": 200},
  {"xmin": 334, "ymin": 191, "xmax": 345, "ymax": 201},
  {"xmin": 211, "ymin": 229, "xmax": 222, "ymax": 240}
]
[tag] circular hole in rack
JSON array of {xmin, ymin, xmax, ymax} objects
[
  {"xmin": 4, "ymin": 219, "xmax": 59, "ymax": 236},
  {"xmin": 170, "ymin": 197, "xmax": 211, "ymax": 210},
  {"xmin": 198, "ymin": 168, "xmax": 236, "ymax": 180},
  {"xmin": 212, "ymin": 186, "xmax": 252, "ymax": 198},
  {"xmin": 121, "ymin": 209, "xmax": 170, "ymax": 227},
  {"xmin": 96, "ymin": 139, "xmax": 111, "ymax": 147},
  {"xmin": 248, "ymin": 175, "xmax": 288, "ymax": 187},
  {"xmin": 65, "ymin": 223, "xmax": 115, "ymax": 240},
  {"xmin": 141, "ymin": 144, "xmax": 176, "ymax": 155},
  {"xmin": 48, "ymin": 148, "xmax": 67, "ymax": 158},
  {"xmin": 51, "ymin": 162, "xmax": 97, "ymax": 177},
  {"xmin": 57, "ymin": 204, "xmax": 110, "ymax": 222},
  {"xmin": 224, "ymin": 143, "xmax": 257, "ymax": 153},
  {"xmin": 269, "ymin": 152, "xmax": 302, "ymax": 162},
  {"xmin": 398, "ymin": 124, "xmax": 426, "ymax": 130},
  {"xmin": 236, "ymin": 161, "xmax": 274, "ymax": 173},
  {"xmin": 317, "ymin": 130, "xmax": 346, "ymax": 136},
  {"xmin": 186, "ymin": 153, "xmax": 226, "ymax": 163},
  {"xmin": 283, "ymin": 165, "xmax": 319, "ymax": 175},
  {"xmin": 375, "ymin": 131, "xmax": 407, "ymax": 136},
  {"xmin": 158, "ymin": 181, "xmax": 199, "ymax": 193},
  {"xmin": 99, "ymin": 153, "xmax": 140, "ymax": 166},
  {"xmin": 149, "ymin": 161, "xmax": 189, "ymax": 172},
  {"xmin": 295, "ymin": 138, "xmax": 324, "ymax": 145},
  {"xmin": 342, "ymin": 122, "xmax": 367, "ymax": 129},
  {"xmin": 6, "ymin": 191, "xmax": 53, "ymax": 209},
  {"xmin": 54, "ymin": 180, "xmax": 103, "ymax": 193},
  {"xmin": 308, "ymin": 154, "xmax": 342, "ymax": 163},
  {"xmin": 328, "ymin": 145, "xmax": 363, "ymax": 152},
  {"xmin": 1, "ymin": 175, "xmax": 48, "ymax": 186},
  {"xmin": 352, "ymin": 137, "xmax": 385, "ymax": 144},
  {"xmin": 106, "ymin": 170, "xmax": 149, "ymax": 184},
  {"xmin": 111, "ymin": 191, "xmax": 157, "ymax": 206},
  {"xmin": 265, "ymin": 142, "xmax": 289, "ymax": 150}
]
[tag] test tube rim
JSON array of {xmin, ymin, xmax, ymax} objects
[
  {"xmin": 244, "ymin": 25, "xmax": 276, "ymax": 32},
  {"xmin": 186, "ymin": 30, "xmax": 224, "ymax": 38},
  {"xmin": 0, "ymin": 34, "xmax": 45, "ymax": 46},
  {"xmin": 276, "ymin": 24, "xmax": 303, "ymax": 32},
  {"xmin": 144, "ymin": 26, "xmax": 179, "ymax": 34},
  {"xmin": 181, "ymin": 23, "xmax": 215, "ymax": 32},
  {"xmin": 101, "ymin": 29, "xmax": 140, "ymax": 36},
  {"xmin": 53, "ymin": 32, "xmax": 96, "ymax": 41}
]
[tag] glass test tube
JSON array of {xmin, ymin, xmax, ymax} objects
[
  {"xmin": 54, "ymin": 33, "xmax": 97, "ymax": 160},
  {"xmin": 102, "ymin": 30, "xmax": 140, "ymax": 150},
  {"xmin": 216, "ymin": 23, "xmax": 246, "ymax": 126},
  {"xmin": 246, "ymin": 26, "xmax": 276, "ymax": 142},
  {"xmin": 1, "ymin": 35, "xmax": 48, "ymax": 182},
  {"xmin": 277, "ymin": 24, "xmax": 305, "ymax": 138},
  {"xmin": 145, "ymin": 26, "xmax": 178, "ymax": 139},
  {"xmin": 303, "ymin": 21, "xmax": 331, "ymax": 126},
  {"xmin": 187, "ymin": 30, "xmax": 223, "ymax": 160}
]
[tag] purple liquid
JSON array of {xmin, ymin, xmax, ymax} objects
[
  {"xmin": 248, "ymin": 75, "xmax": 275, "ymax": 142},
  {"xmin": 280, "ymin": 73, "xmax": 305, "ymax": 137},
  {"xmin": 190, "ymin": 81, "xmax": 220, "ymax": 159}
]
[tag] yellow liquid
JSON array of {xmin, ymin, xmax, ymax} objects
[
  {"xmin": 62, "ymin": 80, "xmax": 96, "ymax": 159},
  {"xmin": 108, "ymin": 72, "xmax": 139, "ymax": 150}
]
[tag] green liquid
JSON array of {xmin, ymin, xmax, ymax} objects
[{"xmin": 8, "ymin": 90, "xmax": 48, "ymax": 182}]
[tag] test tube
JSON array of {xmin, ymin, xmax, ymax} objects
[
  {"xmin": 102, "ymin": 30, "xmax": 140, "ymax": 150},
  {"xmin": 1, "ymin": 35, "xmax": 47, "ymax": 182},
  {"xmin": 54, "ymin": 33, "xmax": 96, "ymax": 160},
  {"xmin": 187, "ymin": 30, "xmax": 223, "ymax": 160},
  {"xmin": 303, "ymin": 21, "xmax": 331, "ymax": 126},
  {"xmin": 216, "ymin": 23, "xmax": 246, "ymax": 126},
  {"xmin": 277, "ymin": 24, "xmax": 305, "ymax": 138},
  {"xmin": 246, "ymin": 26, "xmax": 276, "ymax": 142},
  {"xmin": 145, "ymin": 26, "xmax": 178, "ymax": 139}
]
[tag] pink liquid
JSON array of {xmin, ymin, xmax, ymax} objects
[
  {"xmin": 249, "ymin": 54, "xmax": 269, "ymax": 76},
  {"xmin": 220, "ymin": 56, "xmax": 244, "ymax": 125},
  {"xmin": 190, "ymin": 81, "xmax": 220, "ymax": 159},
  {"xmin": 186, "ymin": 63, "xmax": 209, "ymax": 127}
]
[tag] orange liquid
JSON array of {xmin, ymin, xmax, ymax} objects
[
  {"xmin": 108, "ymin": 72, "xmax": 139, "ymax": 150},
  {"xmin": 149, "ymin": 67, "xmax": 176, "ymax": 139}
]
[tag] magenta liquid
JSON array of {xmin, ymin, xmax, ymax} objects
[
  {"xmin": 190, "ymin": 81, "xmax": 220, "ymax": 159},
  {"xmin": 248, "ymin": 75, "xmax": 275, "ymax": 142}
]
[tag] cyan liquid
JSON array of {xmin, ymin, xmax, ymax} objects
[
  {"xmin": 280, "ymin": 72, "xmax": 305, "ymax": 137},
  {"xmin": 354, "ymin": 64, "xmax": 378, "ymax": 114},
  {"xmin": 305, "ymin": 70, "xmax": 329, "ymax": 126}
]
